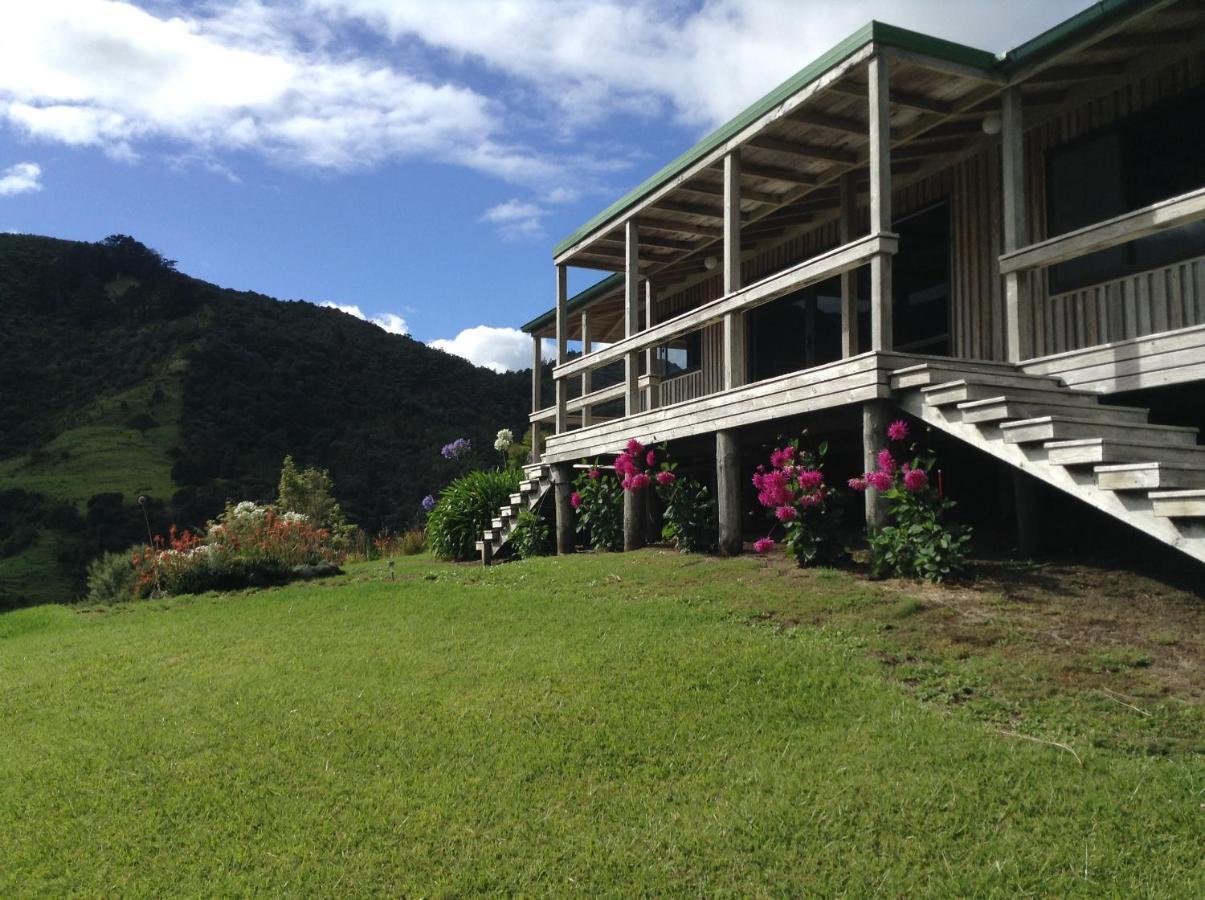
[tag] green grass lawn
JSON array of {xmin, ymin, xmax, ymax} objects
[{"xmin": 1, "ymin": 552, "xmax": 1201, "ymax": 896}]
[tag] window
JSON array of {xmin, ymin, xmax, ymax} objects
[
  {"xmin": 658, "ymin": 330, "xmax": 701, "ymax": 376},
  {"xmin": 1047, "ymin": 87, "xmax": 1205, "ymax": 294}
]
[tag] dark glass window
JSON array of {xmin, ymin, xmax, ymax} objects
[
  {"xmin": 660, "ymin": 330, "xmax": 701, "ymax": 376},
  {"xmin": 1047, "ymin": 87, "xmax": 1205, "ymax": 293}
]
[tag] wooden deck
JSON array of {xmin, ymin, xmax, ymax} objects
[{"xmin": 541, "ymin": 350, "xmax": 1005, "ymax": 463}]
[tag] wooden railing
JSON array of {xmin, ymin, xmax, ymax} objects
[
  {"xmin": 552, "ymin": 232, "xmax": 897, "ymax": 382},
  {"xmin": 657, "ymin": 369, "xmax": 704, "ymax": 406},
  {"xmin": 999, "ymin": 186, "xmax": 1205, "ymax": 276}
]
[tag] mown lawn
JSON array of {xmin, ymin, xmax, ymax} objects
[{"xmin": 1, "ymin": 552, "xmax": 1201, "ymax": 896}]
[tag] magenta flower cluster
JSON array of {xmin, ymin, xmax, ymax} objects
[
  {"xmin": 752, "ymin": 443, "xmax": 830, "ymax": 554},
  {"xmin": 614, "ymin": 438, "xmax": 674, "ymax": 492},
  {"xmin": 848, "ymin": 419, "xmax": 929, "ymax": 496}
]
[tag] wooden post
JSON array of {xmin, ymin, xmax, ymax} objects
[
  {"xmin": 551, "ymin": 462, "xmax": 576, "ymax": 555},
  {"xmin": 555, "ymin": 264, "xmax": 568, "ymax": 433},
  {"xmin": 623, "ymin": 489, "xmax": 646, "ymax": 552},
  {"xmin": 481, "ymin": 536, "xmax": 493, "ymax": 566},
  {"xmin": 1013, "ymin": 471, "xmax": 1040, "ymax": 557},
  {"xmin": 716, "ymin": 429, "xmax": 741, "ymax": 555},
  {"xmin": 868, "ymin": 54, "xmax": 893, "ymax": 352},
  {"xmin": 1002, "ymin": 86, "xmax": 1030, "ymax": 363},
  {"xmin": 862, "ymin": 400, "xmax": 891, "ymax": 530},
  {"xmin": 722, "ymin": 151, "xmax": 746, "ymax": 390},
  {"xmin": 644, "ymin": 280, "xmax": 659, "ymax": 410},
  {"xmin": 624, "ymin": 220, "xmax": 641, "ymax": 415},
  {"xmin": 580, "ymin": 309, "xmax": 593, "ymax": 427},
  {"xmin": 530, "ymin": 332, "xmax": 543, "ymax": 462},
  {"xmin": 839, "ymin": 170, "xmax": 860, "ymax": 357}
]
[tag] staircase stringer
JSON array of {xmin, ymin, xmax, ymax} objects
[{"xmin": 895, "ymin": 391, "xmax": 1205, "ymax": 563}]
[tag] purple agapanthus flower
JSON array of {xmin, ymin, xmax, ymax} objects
[
  {"xmin": 441, "ymin": 438, "xmax": 471, "ymax": 460},
  {"xmin": 421, "ymin": 494, "xmax": 436, "ymax": 512}
]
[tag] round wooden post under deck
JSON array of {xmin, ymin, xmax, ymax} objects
[
  {"xmin": 551, "ymin": 463, "xmax": 576, "ymax": 555},
  {"xmin": 716, "ymin": 429, "xmax": 742, "ymax": 555},
  {"xmin": 862, "ymin": 400, "xmax": 891, "ymax": 530}
]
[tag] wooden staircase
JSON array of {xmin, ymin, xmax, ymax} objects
[
  {"xmin": 890, "ymin": 359, "xmax": 1205, "ymax": 564},
  {"xmin": 475, "ymin": 464, "xmax": 552, "ymax": 564}
]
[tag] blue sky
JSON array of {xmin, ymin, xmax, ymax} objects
[{"xmin": 0, "ymin": 0, "xmax": 1091, "ymax": 371}]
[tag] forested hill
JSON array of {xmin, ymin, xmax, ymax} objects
[{"xmin": 0, "ymin": 233, "xmax": 531, "ymax": 607}]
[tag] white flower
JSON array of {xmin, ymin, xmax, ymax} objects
[
  {"xmin": 280, "ymin": 511, "xmax": 308, "ymax": 523},
  {"xmin": 494, "ymin": 428, "xmax": 514, "ymax": 452}
]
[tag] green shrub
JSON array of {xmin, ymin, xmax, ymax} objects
[
  {"xmin": 510, "ymin": 509, "xmax": 550, "ymax": 560},
  {"xmin": 657, "ymin": 465, "xmax": 715, "ymax": 553},
  {"xmin": 399, "ymin": 528, "xmax": 426, "ymax": 555},
  {"xmin": 427, "ymin": 469, "xmax": 520, "ymax": 561},
  {"xmin": 84, "ymin": 551, "xmax": 138, "ymax": 604},
  {"xmin": 574, "ymin": 463, "xmax": 623, "ymax": 552}
]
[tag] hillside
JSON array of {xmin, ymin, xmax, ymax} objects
[{"xmin": 0, "ymin": 233, "xmax": 531, "ymax": 607}]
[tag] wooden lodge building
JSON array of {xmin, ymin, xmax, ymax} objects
[{"xmin": 481, "ymin": 0, "xmax": 1205, "ymax": 566}]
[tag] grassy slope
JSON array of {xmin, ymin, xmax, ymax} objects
[{"xmin": 1, "ymin": 553, "xmax": 1201, "ymax": 896}]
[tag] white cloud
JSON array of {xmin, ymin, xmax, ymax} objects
[
  {"xmin": 0, "ymin": 161, "xmax": 42, "ymax": 196},
  {"xmin": 310, "ymin": 0, "xmax": 1092, "ymax": 131},
  {"xmin": 480, "ymin": 198, "xmax": 545, "ymax": 239},
  {"xmin": 320, "ymin": 300, "xmax": 409, "ymax": 335},
  {"xmin": 430, "ymin": 325, "xmax": 553, "ymax": 373},
  {"xmin": 0, "ymin": 0, "xmax": 554, "ymax": 183}
]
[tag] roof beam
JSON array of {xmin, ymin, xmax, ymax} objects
[
  {"xmin": 635, "ymin": 216, "xmax": 723, "ymax": 239},
  {"xmin": 737, "ymin": 162, "xmax": 820, "ymax": 186},
  {"xmin": 787, "ymin": 109, "xmax": 868, "ymax": 135},
  {"xmin": 828, "ymin": 80, "xmax": 953, "ymax": 115},
  {"xmin": 1092, "ymin": 28, "xmax": 1194, "ymax": 50},
  {"xmin": 653, "ymin": 199, "xmax": 726, "ymax": 221},
  {"xmin": 1027, "ymin": 60, "xmax": 1131, "ymax": 83},
  {"xmin": 599, "ymin": 233, "xmax": 698, "ymax": 252},
  {"xmin": 748, "ymin": 135, "xmax": 858, "ymax": 164},
  {"xmin": 679, "ymin": 180, "xmax": 783, "ymax": 206}
]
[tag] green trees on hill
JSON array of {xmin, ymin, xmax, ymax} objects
[{"xmin": 0, "ymin": 233, "xmax": 531, "ymax": 607}]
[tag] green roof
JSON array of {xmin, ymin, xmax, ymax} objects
[
  {"xmin": 531, "ymin": 0, "xmax": 1164, "ymax": 332},
  {"xmin": 521, "ymin": 272, "xmax": 622, "ymax": 334}
]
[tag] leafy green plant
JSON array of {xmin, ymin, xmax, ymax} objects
[
  {"xmin": 84, "ymin": 551, "xmax": 138, "ymax": 604},
  {"xmin": 853, "ymin": 420, "xmax": 971, "ymax": 582},
  {"xmin": 426, "ymin": 469, "xmax": 521, "ymax": 561},
  {"xmin": 656, "ymin": 463, "xmax": 715, "ymax": 553},
  {"xmin": 510, "ymin": 508, "xmax": 550, "ymax": 560},
  {"xmin": 573, "ymin": 463, "xmax": 623, "ymax": 551}
]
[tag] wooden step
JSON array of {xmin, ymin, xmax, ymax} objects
[
  {"xmin": 921, "ymin": 378, "xmax": 1099, "ymax": 408},
  {"xmin": 1002, "ymin": 416, "xmax": 1198, "ymax": 446},
  {"xmin": 509, "ymin": 492, "xmax": 524, "ymax": 505},
  {"xmin": 957, "ymin": 396, "xmax": 1146, "ymax": 426},
  {"xmin": 1045, "ymin": 438, "xmax": 1205, "ymax": 467},
  {"xmin": 893, "ymin": 365, "xmax": 1064, "ymax": 392},
  {"xmin": 1149, "ymin": 489, "xmax": 1205, "ymax": 518},
  {"xmin": 1094, "ymin": 463, "xmax": 1205, "ymax": 491}
]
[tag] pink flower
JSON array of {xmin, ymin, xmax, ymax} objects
[
  {"xmin": 626, "ymin": 438, "xmax": 644, "ymax": 456},
  {"xmin": 754, "ymin": 537, "xmax": 776, "ymax": 554},
  {"xmin": 866, "ymin": 470, "xmax": 893, "ymax": 492},
  {"xmin": 620, "ymin": 476, "xmax": 633, "ymax": 491},
  {"xmin": 570, "ymin": 492, "xmax": 582, "ymax": 508},
  {"xmin": 903, "ymin": 468, "xmax": 928, "ymax": 492},
  {"xmin": 877, "ymin": 448, "xmax": 897, "ymax": 474},
  {"xmin": 656, "ymin": 470, "xmax": 676, "ymax": 486},
  {"xmin": 614, "ymin": 454, "xmax": 633, "ymax": 476},
  {"xmin": 755, "ymin": 469, "xmax": 794, "ymax": 509},
  {"xmin": 626, "ymin": 473, "xmax": 650, "ymax": 491},
  {"xmin": 887, "ymin": 419, "xmax": 909, "ymax": 442},
  {"xmin": 848, "ymin": 477, "xmax": 868, "ymax": 492},
  {"xmin": 798, "ymin": 491, "xmax": 825, "ymax": 508},
  {"xmin": 588, "ymin": 468, "xmax": 601, "ymax": 480},
  {"xmin": 646, "ymin": 450, "xmax": 656, "ymax": 467},
  {"xmin": 797, "ymin": 468, "xmax": 824, "ymax": 490},
  {"xmin": 769, "ymin": 446, "xmax": 795, "ymax": 469},
  {"xmin": 775, "ymin": 504, "xmax": 797, "ymax": 522}
]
